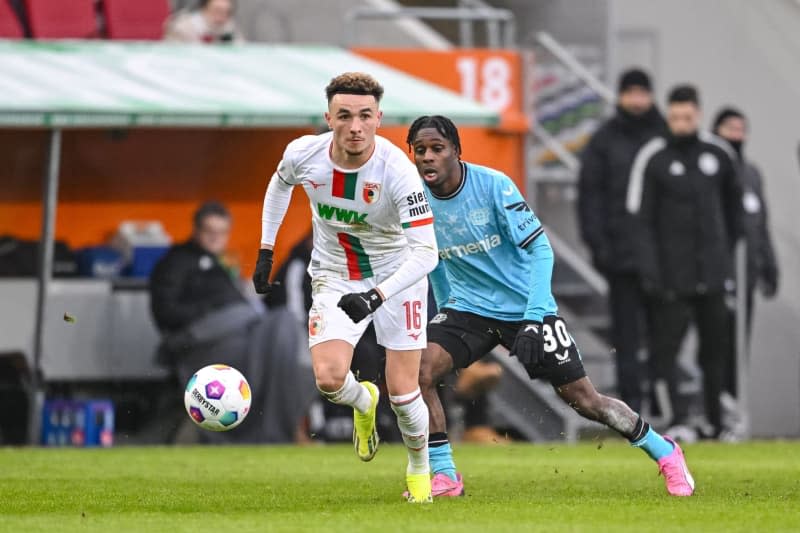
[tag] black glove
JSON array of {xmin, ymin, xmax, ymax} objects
[
  {"xmin": 252, "ymin": 248, "xmax": 274, "ymax": 295},
  {"xmin": 510, "ymin": 320, "xmax": 544, "ymax": 368},
  {"xmin": 337, "ymin": 289, "xmax": 383, "ymax": 323}
]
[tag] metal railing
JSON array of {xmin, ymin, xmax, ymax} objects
[
  {"xmin": 534, "ymin": 31, "xmax": 615, "ymax": 105},
  {"xmin": 528, "ymin": 31, "xmax": 614, "ymax": 180},
  {"xmin": 343, "ymin": 5, "xmax": 516, "ymax": 49},
  {"xmin": 457, "ymin": 0, "xmax": 502, "ymax": 49},
  {"xmin": 546, "ymin": 226, "xmax": 608, "ymax": 296}
]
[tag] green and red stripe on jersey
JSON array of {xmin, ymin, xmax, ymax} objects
[
  {"xmin": 401, "ymin": 217, "xmax": 434, "ymax": 229},
  {"xmin": 337, "ymin": 232, "xmax": 373, "ymax": 280},
  {"xmin": 332, "ymin": 170, "xmax": 358, "ymax": 200}
]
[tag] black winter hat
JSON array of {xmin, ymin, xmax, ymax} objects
[
  {"xmin": 618, "ymin": 68, "xmax": 652, "ymax": 93},
  {"xmin": 712, "ymin": 107, "xmax": 745, "ymax": 133}
]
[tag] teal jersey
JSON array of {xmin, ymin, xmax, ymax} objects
[{"xmin": 426, "ymin": 162, "xmax": 557, "ymax": 322}]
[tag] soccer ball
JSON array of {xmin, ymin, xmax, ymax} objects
[{"xmin": 184, "ymin": 364, "xmax": 251, "ymax": 431}]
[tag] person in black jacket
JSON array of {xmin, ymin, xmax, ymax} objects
[
  {"xmin": 150, "ymin": 201, "xmax": 315, "ymax": 444},
  {"xmin": 713, "ymin": 108, "xmax": 779, "ymax": 330},
  {"xmin": 578, "ymin": 68, "xmax": 667, "ymax": 412},
  {"xmin": 626, "ymin": 85, "xmax": 743, "ymax": 437},
  {"xmin": 713, "ymin": 107, "xmax": 779, "ymax": 401},
  {"xmin": 150, "ymin": 202, "xmax": 247, "ymax": 332}
]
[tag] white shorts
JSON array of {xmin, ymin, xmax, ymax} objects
[{"xmin": 307, "ymin": 274, "xmax": 428, "ymax": 351}]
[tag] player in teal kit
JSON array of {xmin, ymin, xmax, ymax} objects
[{"xmin": 406, "ymin": 115, "xmax": 695, "ymax": 498}]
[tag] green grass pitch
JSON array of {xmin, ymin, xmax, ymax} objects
[{"xmin": 2, "ymin": 441, "xmax": 799, "ymax": 532}]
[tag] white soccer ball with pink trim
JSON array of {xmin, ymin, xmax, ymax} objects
[{"xmin": 184, "ymin": 364, "xmax": 251, "ymax": 431}]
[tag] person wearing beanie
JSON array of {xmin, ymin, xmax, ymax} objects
[
  {"xmin": 626, "ymin": 85, "xmax": 744, "ymax": 439},
  {"xmin": 713, "ymin": 107, "xmax": 779, "ymax": 422},
  {"xmin": 577, "ymin": 67, "xmax": 667, "ymax": 413},
  {"xmin": 618, "ymin": 68, "xmax": 653, "ymax": 93}
]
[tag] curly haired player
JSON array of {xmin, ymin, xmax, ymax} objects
[
  {"xmin": 254, "ymin": 73, "xmax": 439, "ymax": 503},
  {"xmin": 406, "ymin": 115, "xmax": 695, "ymax": 498}
]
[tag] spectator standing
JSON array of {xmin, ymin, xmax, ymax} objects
[
  {"xmin": 713, "ymin": 108, "xmax": 779, "ymax": 428},
  {"xmin": 577, "ymin": 68, "xmax": 667, "ymax": 412},
  {"xmin": 164, "ymin": 0, "xmax": 244, "ymax": 43},
  {"xmin": 712, "ymin": 107, "xmax": 779, "ymax": 337},
  {"xmin": 626, "ymin": 85, "xmax": 743, "ymax": 438}
]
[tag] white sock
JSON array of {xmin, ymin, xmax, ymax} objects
[
  {"xmin": 318, "ymin": 371, "xmax": 372, "ymax": 414},
  {"xmin": 390, "ymin": 389, "xmax": 430, "ymax": 475}
]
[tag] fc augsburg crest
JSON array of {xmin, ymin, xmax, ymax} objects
[
  {"xmin": 362, "ymin": 182, "xmax": 380, "ymax": 204},
  {"xmin": 308, "ymin": 312, "xmax": 325, "ymax": 337}
]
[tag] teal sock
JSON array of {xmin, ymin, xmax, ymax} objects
[
  {"xmin": 632, "ymin": 427, "xmax": 674, "ymax": 461},
  {"xmin": 429, "ymin": 435, "xmax": 457, "ymax": 481}
]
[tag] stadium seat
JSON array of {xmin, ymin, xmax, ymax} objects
[
  {"xmin": 103, "ymin": 0, "xmax": 171, "ymax": 41},
  {"xmin": 0, "ymin": 1, "xmax": 25, "ymax": 38},
  {"xmin": 24, "ymin": 0, "xmax": 97, "ymax": 39}
]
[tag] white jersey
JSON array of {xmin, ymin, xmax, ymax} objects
[{"xmin": 276, "ymin": 132, "xmax": 434, "ymax": 280}]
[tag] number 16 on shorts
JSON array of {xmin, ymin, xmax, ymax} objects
[{"xmin": 403, "ymin": 300, "xmax": 422, "ymax": 330}]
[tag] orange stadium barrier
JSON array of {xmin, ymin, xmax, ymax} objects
[
  {"xmin": 0, "ymin": 128, "xmax": 314, "ymax": 274},
  {"xmin": 355, "ymin": 47, "xmax": 529, "ymax": 191}
]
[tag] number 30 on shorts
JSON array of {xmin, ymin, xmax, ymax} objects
[{"xmin": 541, "ymin": 318, "xmax": 572, "ymax": 354}]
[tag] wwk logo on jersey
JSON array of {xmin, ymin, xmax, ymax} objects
[{"xmin": 317, "ymin": 203, "xmax": 368, "ymax": 225}]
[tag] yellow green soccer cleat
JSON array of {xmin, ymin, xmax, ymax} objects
[
  {"xmin": 405, "ymin": 473, "xmax": 433, "ymax": 503},
  {"xmin": 353, "ymin": 381, "xmax": 380, "ymax": 461}
]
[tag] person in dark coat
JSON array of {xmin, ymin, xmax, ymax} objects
[
  {"xmin": 626, "ymin": 85, "xmax": 743, "ymax": 437},
  {"xmin": 713, "ymin": 107, "xmax": 779, "ymax": 399},
  {"xmin": 577, "ymin": 68, "xmax": 667, "ymax": 412},
  {"xmin": 150, "ymin": 201, "xmax": 314, "ymax": 444}
]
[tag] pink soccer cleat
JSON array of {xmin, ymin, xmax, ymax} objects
[
  {"xmin": 402, "ymin": 473, "xmax": 465, "ymax": 499},
  {"xmin": 657, "ymin": 436, "xmax": 695, "ymax": 496},
  {"xmin": 431, "ymin": 473, "xmax": 465, "ymax": 497}
]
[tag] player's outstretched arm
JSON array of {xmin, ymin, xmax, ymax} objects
[
  {"xmin": 521, "ymin": 231, "xmax": 555, "ymax": 322},
  {"xmin": 254, "ymin": 173, "xmax": 294, "ymax": 295},
  {"xmin": 509, "ymin": 232, "xmax": 554, "ymax": 367}
]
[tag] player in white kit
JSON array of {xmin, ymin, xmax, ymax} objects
[{"xmin": 253, "ymin": 72, "xmax": 439, "ymax": 503}]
